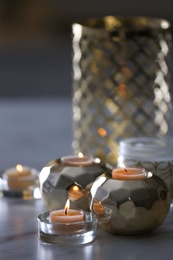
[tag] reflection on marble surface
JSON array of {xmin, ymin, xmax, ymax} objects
[{"xmin": 0, "ymin": 197, "xmax": 173, "ymax": 260}]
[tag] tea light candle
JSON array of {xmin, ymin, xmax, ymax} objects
[
  {"xmin": 50, "ymin": 199, "xmax": 84, "ymax": 223},
  {"xmin": 38, "ymin": 208, "xmax": 97, "ymax": 244},
  {"xmin": 112, "ymin": 165, "xmax": 147, "ymax": 180},
  {"xmin": 93, "ymin": 201, "xmax": 104, "ymax": 215},
  {"xmin": 4, "ymin": 164, "xmax": 35, "ymax": 189},
  {"xmin": 68, "ymin": 184, "xmax": 84, "ymax": 201},
  {"xmin": 61, "ymin": 153, "xmax": 93, "ymax": 166}
]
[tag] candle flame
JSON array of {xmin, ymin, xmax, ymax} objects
[
  {"xmin": 120, "ymin": 163, "xmax": 127, "ymax": 172},
  {"xmin": 98, "ymin": 127, "xmax": 107, "ymax": 137},
  {"xmin": 117, "ymin": 84, "xmax": 127, "ymax": 96},
  {"xmin": 72, "ymin": 185, "xmax": 80, "ymax": 192},
  {"xmin": 78, "ymin": 152, "xmax": 83, "ymax": 158},
  {"xmin": 16, "ymin": 164, "xmax": 23, "ymax": 172},
  {"xmin": 64, "ymin": 199, "xmax": 70, "ymax": 215},
  {"xmin": 94, "ymin": 158, "xmax": 101, "ymax": 164}
]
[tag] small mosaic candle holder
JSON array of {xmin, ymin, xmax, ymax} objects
[
  {"xmin": 37, "ymin": 211, "xmax": 97, "ymax": 245},
  {"xmin": 0, "ymin": 166, "xmax": 40, "ymax": 200},
  {"xmin": 90, "ymin": 167, "xmax": 170, "ymax": 235},
  {"xmin": 39, "ymin": 155, "xmax": 111, "ymax": 211}
]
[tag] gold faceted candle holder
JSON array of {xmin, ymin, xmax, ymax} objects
[
  {"xmin": 39, "ymin": 155, "xmax": 111, "ymax": 211},
  {"xmin": 90, "ymin": 168, "xmax": 170, "ymax": 235},
  {"xmin": 72, "ymin": 16, "xmax": 173, "ymax": 165}
]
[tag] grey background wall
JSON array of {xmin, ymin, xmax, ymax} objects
[{"xmin": 0, "ymin": 0, "xmax": 172, "ymax": 98}]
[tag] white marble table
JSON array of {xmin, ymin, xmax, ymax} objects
[
  {"xmin": 0, "ymin": 197, "xmax": 173, "ymax": 260},
  {"xmin": 0, "ymin": 98, "xmax": 173, "ymax": 259}
]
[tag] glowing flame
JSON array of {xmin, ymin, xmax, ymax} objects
[
  {"xmin": 68, "ymin": 185, "xmax": 83, "ymax": 200},
  {"xmin": 94, "ymin": 158, "xmax": 101, "ymax": 164},
  {"xmin": 78, "ymin": 152, "xmax": 83, "ymax": 158},
  {"xmin": 98, "ymin": 128, "xmax": 107, "ymax": 137},
  {"xmin": 120, "ymin": 163, "xmax": 127, "ymax": 172},
  {"xmin": 16, "ymin": 164, "xmax": 23, "ymax": 172},
  {"xmin": 117, "ymin": 84, "xmax": 127, "ymax": 96},
  {"xmin": 64, "ymin": 199, "xmax": 70, "ymax": 215},
  {"xmin": 72, "ymin": 185, "xmax": 80, "ymax": 192}
]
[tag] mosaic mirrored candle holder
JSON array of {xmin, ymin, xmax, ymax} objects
[
  {"xmin": 90, "ymin": 167, "xmax": 170, "ymax": 235},
  {"xmin": 0, "ymin": 165, "xmax": 40, "ymax": 200},
  {"xmin": 39, "ymin": 155, "xmax": 111, "ymax": 211},
  {"xmin": 38, "ymin": 210, "xmax": 97, "ymax": 245},
  {"xmin": 72, "ymin": 16, "xmax": 173, "ymax": 166}
]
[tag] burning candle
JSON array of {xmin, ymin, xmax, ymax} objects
[
  {"xmin": 4, "ymin": 164, "xmax": 35, "ymax": 189},
  {"xmin": 50, "ymin": 199, "xmax": 84, "ymax": 223},
  {"xmin": 38, "ymin": 203, "xmax": 97, "ymax": 244},
  {"xmin": 68, "ymin": 184, "xmax": 84, "ymax": 201},
  {"xmin": 93, "ymin": 201, "xmax": 104, "ymax": 215},
  {"xmin": 112, "ymin": 164, "xmax": 147, "ymax": 180},
  {"xmin": 61, "ymin": 153, "xmax": 93, "ymax": 166}
]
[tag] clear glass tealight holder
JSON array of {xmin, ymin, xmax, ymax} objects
[
  {"xmin": 117, "ymin": 137, "xmax": 173, "ymax": 198},
  {"xmin": 37, "ymin": 211, "xmax": 97, "ymax": 245},
  {"xmin": 0, "ymin": 167, "xmax": 40, "ymax": 200}
]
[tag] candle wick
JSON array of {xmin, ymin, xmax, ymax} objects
[
  {"xmin": 124, "ymin": 168, "xmax": 127, "ymax": 172},
  {"xmin": 65, "ymin": 208, "xmax": 68, "ymax": 215}
]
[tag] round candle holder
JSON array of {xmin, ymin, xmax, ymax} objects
[
  {"xmin": 90, "ymin": 169, "xmax": 170, "ymax": 235},
  {"xmin": 37, "ymin": 211, "xmax": 97, "ymax": 245},
  {"xmin": 39, "ymin": 156, "xmax": 111, "ymax": 211},
  {"xmin": 0, "ymin": 168, "xmax": 41, "ymax": 200}
]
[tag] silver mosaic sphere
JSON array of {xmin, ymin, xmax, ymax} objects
[
  {"xmin": 39, "ymin": 157, "xmax": 111, "ymax": 211},
  {"xmin": 90, "ymin": 170, "xmax": 170, "ymax": 235}
]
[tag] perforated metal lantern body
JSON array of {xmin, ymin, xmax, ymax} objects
[
  {"xmin": 72, "ymin": 16, "xmax": 173, "ymax": 165},
  {"xmin": 40, "ymin": 158, "xmax": 111, "ymax": 211},
  {"xmin": 90, "ymin": 170, "xmax": 170, "ymax": 235}
]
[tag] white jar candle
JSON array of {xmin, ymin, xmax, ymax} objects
[{"xmin": 118, "ymin": 137, "xmax": 173, "ymax": 197}]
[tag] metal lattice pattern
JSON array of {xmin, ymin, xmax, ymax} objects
[{"xmin": 72, "ymin": 18, "xmax": 173, "ymax": 165}]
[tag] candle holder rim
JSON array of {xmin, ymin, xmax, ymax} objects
[
  {"xmin": 102, "ymin": 168, "xmax": 152, "ymax": 180},
  {"xmin": 72, "ymin": 16, "xmax": 171, "ymax": 32},
  {"xmin": 113, "ymin": 166, "xmax": 146, "ymax": 171},
  {"xmin": 38, "ymin": 211, "xmax": 97, "ymax": 225},
  {"xmin": 119, "ymin": 137, "xmax": 173, "ymax": 151},
  {"xmin": 47, "ymin": 156, "xmax": 109, "ymax": 167}
]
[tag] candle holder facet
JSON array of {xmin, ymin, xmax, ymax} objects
[
  {"xmin": 90, "ymin": 170, "xmax": 170, "ymax": 235},
  {"xmin": 38, "ymin": 211, "xmax": 97, "ymax": 245},
  {"xmin": 39, "ymin": 157, "xmax": 111, "ymax": 211}
]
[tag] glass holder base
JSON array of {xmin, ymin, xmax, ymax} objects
[
  {"xmin": 38, "ymin": 211, "xmax": 97, "ymax": 245},
  {"xmin": 0, "ymin": 170, "xmax": 41, "ymax": 200}
]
